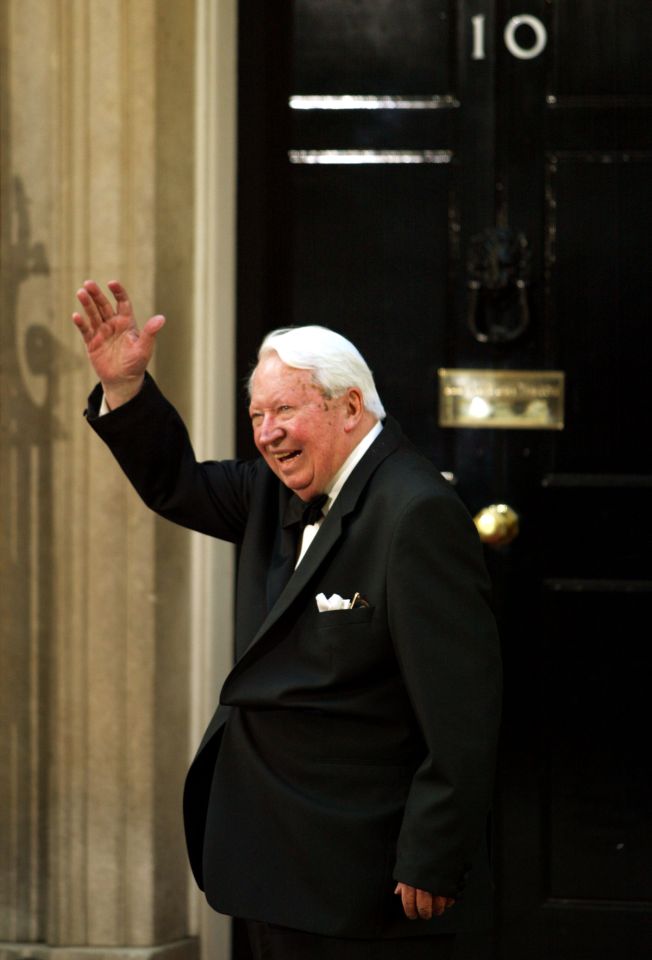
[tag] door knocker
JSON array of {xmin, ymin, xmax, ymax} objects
[{"xmin": 466, "ymin": 227, "xmax": 531, "ymax": 344}]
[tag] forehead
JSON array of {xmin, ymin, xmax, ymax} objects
[{"xmin": 249, "ymin": 354, "xmax": 322, "ymax": 407}]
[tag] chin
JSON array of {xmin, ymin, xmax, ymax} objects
[{"xmin": 290, "ymin": 480, "xmax": 316, "ymax": 500}]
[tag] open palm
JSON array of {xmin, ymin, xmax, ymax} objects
[{"xmin": 72, "ymin": 279, "xmax": 165, "ymax": 406}]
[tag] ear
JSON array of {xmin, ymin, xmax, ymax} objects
[{"xmin": 342, "ymin": 387, "xmax": 365, "ymax": 432}]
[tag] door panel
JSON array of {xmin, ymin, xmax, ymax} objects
[
  {"xmin": 552, "ymin": 1, "xmax": 652, "ymax": 96},
  {"xmin": 548, "ymin": 155, "xmax": 652, "ymax": 471},
  {"xmin": 236, "ymin": 3, "xmax": 652, "ymax": 956},
  {"xmin": 545, "ymin": 588, "xmax": 652, "ymax": 902},
  {"xmin": 294, "ymin": 0, "xmax": 453, "ymax": 93},
  {"xmin": 290, "ymin": 162, "xmax": 454, "ymax": 459}
]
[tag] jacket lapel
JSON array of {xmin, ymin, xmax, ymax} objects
[{"xmin": 221, "ymin": 417, "xmax": 403, "ymax": 692}]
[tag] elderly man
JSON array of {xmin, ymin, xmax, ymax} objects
[{"xmin": 73, "ymin": 280, "xmax": 501, "ymax": 960}]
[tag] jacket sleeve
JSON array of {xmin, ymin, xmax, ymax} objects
[
  {"xmin": 387, "ymin": 487, "xmax": 502, "ymax": 897},
  {"xmin": 85, "ymin": 373, "xmax": 256, "ymax": 544}
]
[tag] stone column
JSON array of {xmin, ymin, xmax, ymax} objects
[{"xmin": 0, "ymin": 2, "xmax": 235, "ymax": 959}]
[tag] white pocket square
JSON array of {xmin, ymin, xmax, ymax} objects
[{"xmin": 315, "ymin": 592, "xmax": 351, "ymax": 612}]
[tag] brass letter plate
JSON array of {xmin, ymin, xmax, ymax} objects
[{"xmin": 438, "ymin": 369, "xmax": 565, "ymax": 430}]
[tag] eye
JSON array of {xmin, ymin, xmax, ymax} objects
[
  {"xmin": 250, "ymin": 411, "xmax": 263, "ymax": 426},
  {"xmin": 277, "ymin": 405, "xmax": 293, "ymax": 416}
]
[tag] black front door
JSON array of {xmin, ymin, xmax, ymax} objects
[{"xmin": 236, "ymin": 3, "xmax": 652, "ymax": 957}]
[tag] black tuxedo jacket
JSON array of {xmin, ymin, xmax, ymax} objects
[{"xmin": 87, "ymin": 374, "xmax": 502, "ymax": 940}]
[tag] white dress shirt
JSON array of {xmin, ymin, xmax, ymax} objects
[{"xmin": 295, "ymin": 420, "xmax": 383, "ymax": 566}]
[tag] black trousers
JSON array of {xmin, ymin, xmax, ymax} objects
[{"xmin": 246, "ymin": 921, "xmax": 456, "ymax": 960}]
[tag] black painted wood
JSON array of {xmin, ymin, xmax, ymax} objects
[{"xmin": 235, "ymin": 2, "xmax": 652, "ymax": 957}]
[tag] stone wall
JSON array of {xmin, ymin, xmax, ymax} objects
[{"xmin": 0, "ymin": 2, "xmax": 235, "ymax": 958}]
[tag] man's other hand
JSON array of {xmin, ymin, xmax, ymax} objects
[{"xmin": 394, "ymin": 882, "xmax": 455, "ymax": 920}]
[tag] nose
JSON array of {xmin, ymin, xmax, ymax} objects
[{"xmin": 257, "ymin": 414, "xmax": 284, "ymax": 447}]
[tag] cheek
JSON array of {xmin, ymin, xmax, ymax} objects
[
  {"xmin": 313, "ymin": 438, "xmax": 335, "ymax": 469},
  {"xmin": 286, "ymin": 420, "xmax": 310, "ymax": 448}
]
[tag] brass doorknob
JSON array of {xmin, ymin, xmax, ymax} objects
[{"xmin": 473, "ymin": 503, "xmax": 519, "ymax": 547}]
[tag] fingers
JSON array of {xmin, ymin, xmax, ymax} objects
[
  {"xmin": 397, "ymin": 883, "xmax": 417, "ymax": 919},
  {"xmin": 84, "ymin": 279, "xmax": 118, "ymax": 321},
  {"xmin": 73, "ymin": 278, "xmax": 132, "ymax": 326},
  {"xmin": 72, "ymin": 310, "xmax": 92, "ymax": 341},
  {"xmin": 431, "ymin": 895, "xmax": 454, "ymax": 917},
  {"xmin": 74, "ymin": 283, "xmax": 104, "ymax": 338},
  {"xmin": 107, "ymin": 280, "xmax": 134, "ymax": 318},
  {"xmin": 394, "ymin": 883, "xmax": 455, "ymax": 921},
  {"xmin": 395, "ymin": 882, "xmax": 424, "ymax": 920},
  {"xmin": 71, "ymin": 278, "xmax": 165, "ymax": 378},
  {"xmin": 72, "ymin": 278, "xmax": 139, "ymax": 342},
  {"xmin": 139, "ymin": 313, "xmax": 166, "ymax": 351}
]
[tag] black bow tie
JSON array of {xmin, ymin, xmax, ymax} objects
[{"xmin": 283, "ymin": 493, "xmax": 328, "ymax": 530}]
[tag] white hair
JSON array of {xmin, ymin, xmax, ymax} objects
[{"xmin": 249, "ymin": 325, "xmax": 386, "ymax": 419}]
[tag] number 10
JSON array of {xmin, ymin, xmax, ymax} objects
[{"xmin": 472, "ymin": 14, "xmax": 548, "ymax": 61}]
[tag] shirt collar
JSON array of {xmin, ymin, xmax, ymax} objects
[{"xmin": 323, "ymin": 420, "xmax": 383, "ymax": 513}]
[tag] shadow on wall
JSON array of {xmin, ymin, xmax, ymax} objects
[{"xmin": 0, "ymin": 174, "xmax": 54, "ymax": 941}]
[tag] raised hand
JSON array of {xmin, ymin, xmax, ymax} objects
[{"xmin": 72, "ymin": 279, "xmax": 165, "ymax": 409}]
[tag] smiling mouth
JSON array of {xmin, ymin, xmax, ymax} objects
[{"xmin": 274, "ymin": 450, "xmax": 301, "ymax": 464}]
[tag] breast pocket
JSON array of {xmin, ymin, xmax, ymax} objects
[
  {"xmin": 315, "ymin": 605, "xmax": 376, "ymax": 629},
  {"xmin": 314, "ymin": 606, "xmax": 395, "ymax": 682}
]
